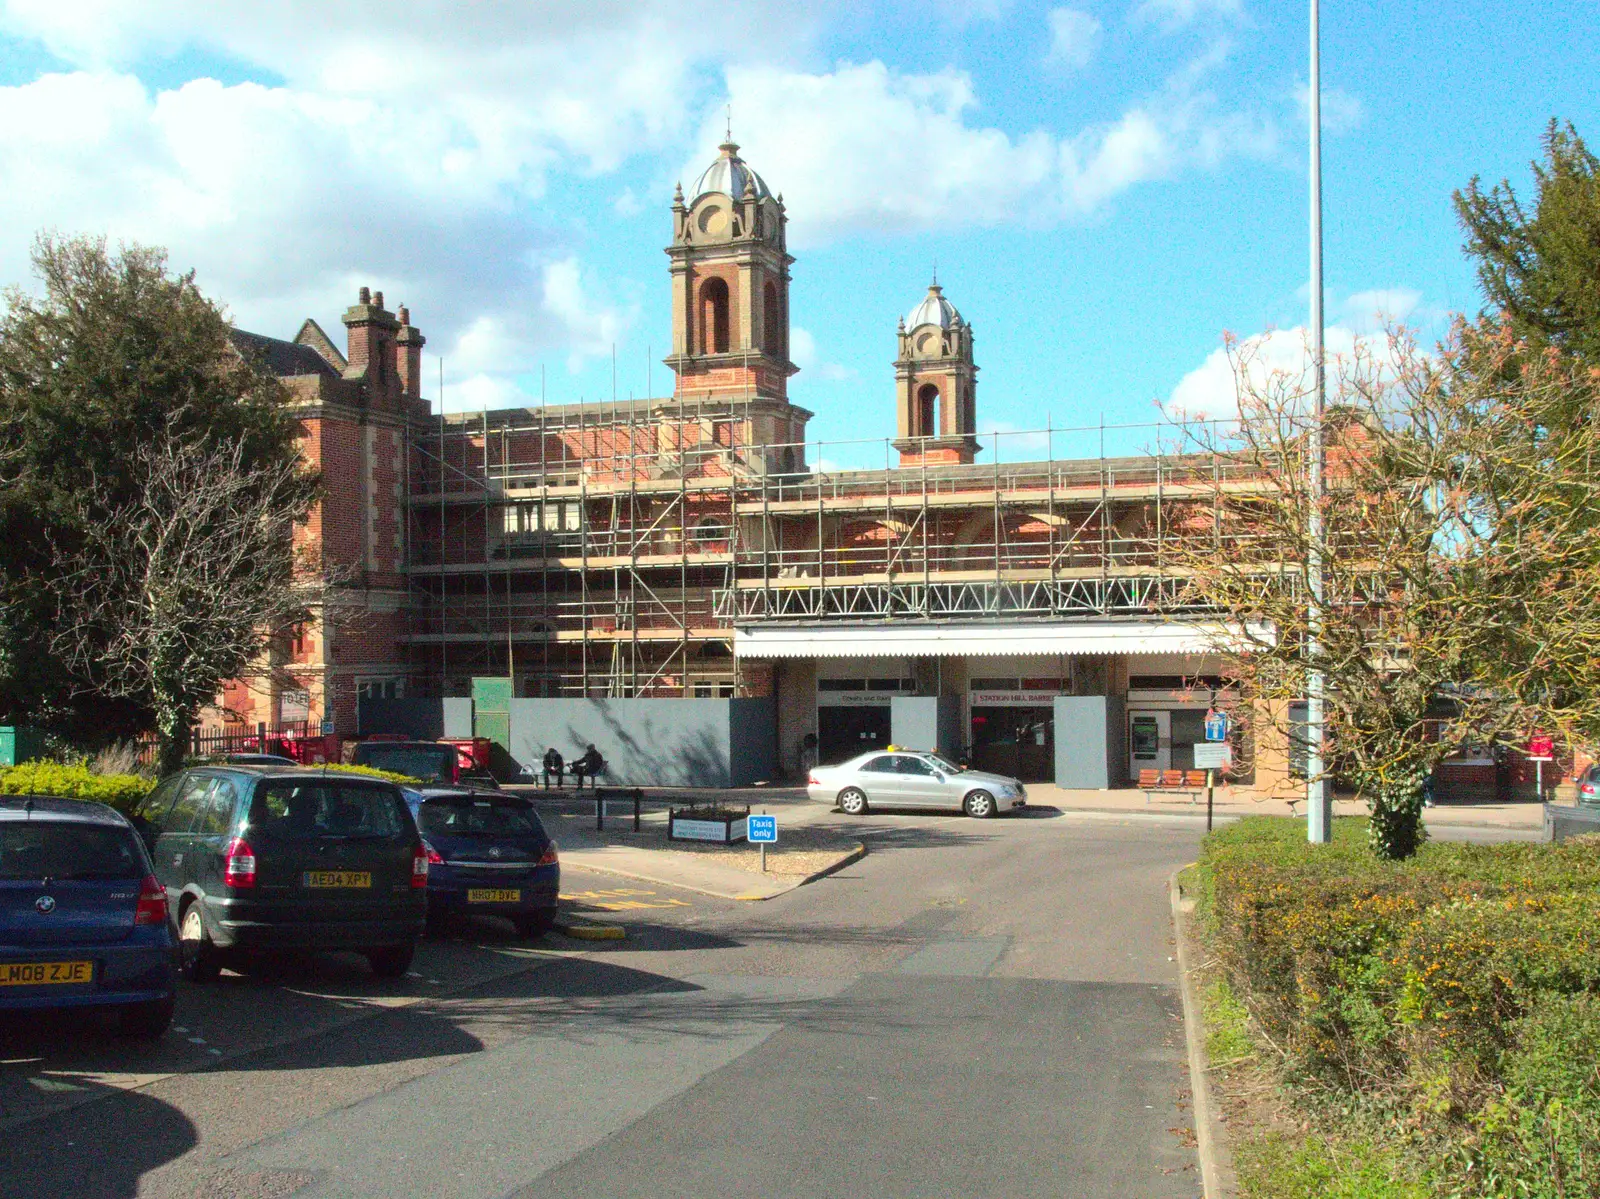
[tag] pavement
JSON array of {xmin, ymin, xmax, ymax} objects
[{"xmin": 2, "ymin": 809, "xmax": 1209, "ymax": 1199}]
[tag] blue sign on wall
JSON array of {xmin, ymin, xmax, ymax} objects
[
  {"xmin": 1204, "ymin": 710, "xmax": 1230, "ymax": 742},
  {"xmin": 747, "ymin": 814, "xmax": 778, "ymax": 843}
]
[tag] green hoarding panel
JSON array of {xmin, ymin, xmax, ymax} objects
[{"xmin": 471, "ymin": 677, "xmax": 513, "ymax": 713}]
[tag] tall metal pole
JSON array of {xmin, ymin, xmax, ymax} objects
[{"xmin": 1306, "ymin": 0, "xmax": 1332, "ymax": 843}]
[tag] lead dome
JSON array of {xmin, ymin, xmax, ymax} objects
[
  {"xmin": 690, "ymin": 141, "xmax": 772, "ymax": 205},
  {"xmin": 905, "ymin": 282, "xmax": 962, "ymax": 331}
]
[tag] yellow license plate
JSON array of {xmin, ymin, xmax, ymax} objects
[
  {"xmin": 302, "ymin": 871, "xmax": 372, "ymax": 889},
  {"xmin": 0, "ymin": 960, "xmax": 92, "ymax": 986},
  {"xmin": 467, "ymin": 889, "xmax": 521, "ymax": 904}
]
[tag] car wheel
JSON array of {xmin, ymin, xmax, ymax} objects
[
  {"xmin": 179, "ymin": 903, "xmax": 222, "ymax": 984},
  {"xmin": 366, "ymin": 944, "xmax": 416, "ymax": 978},
  {"xmin": 513, "ymin": 912, "xmax": 555, "ymax": 940},
  {"xmin": 117, "ymin": 997, "xmax": 175, "ymax": 1039},
  {"xmin": 963, "ymin": 790, "xmax": 997, "ymax": 819},
  {"xmin": 837, "ymin": 787, "xmax": 869, "ymax": 816}
]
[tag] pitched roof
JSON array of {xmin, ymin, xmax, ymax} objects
[{"xmin": 230, "ymin": 328, "xmax": 341, "ymax": 380}]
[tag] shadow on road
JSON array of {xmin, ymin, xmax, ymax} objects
[{"xmin": 0, "ymin": 1082, "xmax": 196, "ymax": 1198}]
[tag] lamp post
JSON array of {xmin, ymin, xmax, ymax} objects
[{"xmin": 1306, "ymin": 0, "xmax": 1333, "ymax": 843}]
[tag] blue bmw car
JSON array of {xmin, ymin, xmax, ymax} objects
[
  {"xmin": 0, "ymin": 796, "xmax": 178, "ymax": 1037},
  {"xmin": 402, "ymin": 788, "xmax": 559, "ymax": 938}
]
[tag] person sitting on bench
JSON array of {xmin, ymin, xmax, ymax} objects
[
  {"xmin": 571, "ymin": 744, "xmax": 605, "ymax": 791},
  {"xmin": 542, "ymin": 747, "xmax": 564, "ymax": 790}
]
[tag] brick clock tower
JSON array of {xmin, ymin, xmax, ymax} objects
[
  {"xmin": 894, "ymin": 280, "xmax": 980, "ymax": 467},
  {"xmin": 665, "ymin": 139, "xmax": 796, "ymax": 402}
]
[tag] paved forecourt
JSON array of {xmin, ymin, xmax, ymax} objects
[{"xmin": 2, "ymin": 807, "xmax": 1204, "ymax": 1199}]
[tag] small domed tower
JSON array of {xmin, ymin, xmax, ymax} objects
[
  {"xmin": 894, "ymin": 280, "xmax": 979, "ymax": 467},
  {"xmin": 664, "ymin": 138, "xmax": 796, "ymax": 403}
]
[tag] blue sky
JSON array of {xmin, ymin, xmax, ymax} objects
[{"xmin": 0, "ymin": 1, "xmax": 1593, "ymax": 466}]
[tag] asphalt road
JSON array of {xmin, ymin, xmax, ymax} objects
[{"xmin": 2, "ymin": 807, "xmax": 1212, "ymax": 1199}]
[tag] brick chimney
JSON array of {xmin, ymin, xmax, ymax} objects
[
  {"xmin": 395, "ymin": 304, "xmax": 425, "ymax": 401},
  {"xmin": 341, "ymin": 285, "xmax": 401, "ymax": 399}
]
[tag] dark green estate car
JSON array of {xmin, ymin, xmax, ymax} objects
[{"xmin": 131, "ymin": 767, "xmax": 428, "ymax": 981}]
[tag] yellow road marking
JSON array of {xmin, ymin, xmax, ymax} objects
[{"xmin": 559, "ymin": 888, "xmax": 692, "ymax": 911}]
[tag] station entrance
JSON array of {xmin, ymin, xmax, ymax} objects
[{"xmin": 816, "ymin": 703, "xmax": 890, "ymax": 765}]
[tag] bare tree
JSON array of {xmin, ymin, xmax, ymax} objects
[
  {"xmin": 49, "ymin": 430, "xmax": 322, "ymax": 774},
  {"xmin": 1162, "ymin": 329, "xmax": 1522, "ymax": 858}
]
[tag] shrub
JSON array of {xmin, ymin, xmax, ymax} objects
[
  {"xmin": 314, "ymin": 762, "xmax": 422, "ymax": 785},
  {"xmin": 0, "ymin": 762, "xmax": 153, "ymax": 815},
  {"xmin": 1200, "ymin": 816, "xmax": 1600, "ymax": 1197}
]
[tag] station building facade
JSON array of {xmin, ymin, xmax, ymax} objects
[{"xmin": 222, "ymin": 138, "xmax": 1276, "ymax": 788}]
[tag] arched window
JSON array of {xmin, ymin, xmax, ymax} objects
[
  {"xmin": 917, "ymin": 383, "xmax": 940, "ymax": 437},
  {"xmin": 763, "ymin": 280, "xmax": 784, "ymax": 358},
  {"xmin": 700, "ymin": 277, "xmax": 730, "ymax": 354}
]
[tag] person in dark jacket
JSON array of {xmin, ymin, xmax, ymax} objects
[
  {"xmin": 542, "ymin": 747, "xmax": 564, "ymax": 790},
  {"xmin": 572, "ymin": 744, "xmax": 605, "ymax": 791}
]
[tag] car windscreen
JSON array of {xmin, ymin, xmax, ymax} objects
[
  {"xmin": 0, "ymin": 823, "xmax": 144, "ymax": 881},
  {"xmin": 250, "ymin": 781, "xmax": 409, "ymax": 840},
  {"xmin": 416, "ymin": 797, "xmax": 544, "ymax": 839},
  {"xmin": 355, "ymin": 745, "xmax": 454, "ymax": 782}
]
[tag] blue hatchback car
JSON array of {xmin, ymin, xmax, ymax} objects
[
  {"xmin": 0, "ymin": 796, "xmax": 178, "ymax": 1037},
  {"xmin": 403, "ymin": 788, "xmax": 559, "ymax": 938}
]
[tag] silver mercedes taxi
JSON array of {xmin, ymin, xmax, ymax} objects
[{"xmin": 806, "ymin": 750, "xmax": 1026, "ymax": 818}]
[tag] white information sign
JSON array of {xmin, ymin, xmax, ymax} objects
[{"xmin": 1192, "ymin": 743, "xmax": 1232, "ymax": 770}]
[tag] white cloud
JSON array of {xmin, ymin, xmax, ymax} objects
[
  {"xmin": 1130, "ymin": 0, "xmax": 1244, "ymax": 32},
  {"xmin": 1164, "ymin": 323, "xmax": 1408, "ymax": 423},
  {"xmin": 701, "ymin": 49, "xmax": 1272, "ymax": 244},
  {"xmin": 1046, "ymin": 8, "xmax": 1102, "ymax": 70},
  {"xmin": 1339, "ymin": 288, "xmax": 1421, "ymax": 331},
  {"xmin": 0, "ymin": 3, "xmax": 822, "ymax": 403},
  {"xmin": 789, "ymin": 326, "xmax": 853, "ymax": 381},
  {"xmin": 539, "ymin": 257, "xmax": 635, "ymax": 375},
  {"xmin": 1294, "ymin": 83, "xmax": 1364, "ymax": 135}
]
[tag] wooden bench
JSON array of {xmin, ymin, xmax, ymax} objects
[{"xmin": 1140, "ymin": 768, "xmax": 1207, "ymax": 804}]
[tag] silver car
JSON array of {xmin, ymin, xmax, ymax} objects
[{"xmin": 807, "ymin": 751, "xmax": 1026, "ymax": 818}]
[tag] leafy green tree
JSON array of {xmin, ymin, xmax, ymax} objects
[
  {"xmin": 1456, "ymin": 120, "xmax": 1600, "ymax": 364},
  {"xmin": 0, "ymin": 235, "xmax": 318, "ymax": 768}
]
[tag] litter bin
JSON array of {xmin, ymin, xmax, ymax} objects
[{"xmin": 0, "ymin": 727, "xmax": 46, "ymax": 767}]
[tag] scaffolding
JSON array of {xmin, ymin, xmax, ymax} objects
[{"xmin": 404, "ymin": 401, "xmax": 1256, "ymax": 698}]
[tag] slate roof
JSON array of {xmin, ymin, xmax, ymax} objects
[{"xmin": 230, "ymin": 329, "xmax": 340, "ymax": 380}]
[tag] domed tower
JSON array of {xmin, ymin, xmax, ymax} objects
[
  {"xmin": 664, "ymin": 139, "xmax": 797, "ymax": 404},
  {"xmin": 894, "ymin": 280, "xmax": 980, "ymax": 467}
]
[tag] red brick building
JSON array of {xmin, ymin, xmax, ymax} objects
[{"xmin": 222, "ymin": 140, "xmax": 1288, "ymax": 788}]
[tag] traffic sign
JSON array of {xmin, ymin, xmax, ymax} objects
[
  {"xmin": 321, "ymin": 719, "xmax": 336, "ymax": 736},
  {"xmin": 1527, "ymin": 732, "xmax": 1555, "ymax": 762},
  {"xmin": 1194, "ymin": 743, "xmax": 1232, "ymax": 770},
  {"xmin": 1204, "ymin": 710, "xmax": 1230, "ymax": 742},
  {"xmin": 747, "ymin": 814, "xmax": 778, "ymax": 844}
]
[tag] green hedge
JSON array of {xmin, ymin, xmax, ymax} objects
[
  {"xmin": 1200, "ymin": 817, "xmax": 1600, "ymax": 1197},
  {"xmin": 0, "ymin": 762, "xmax": 154, "ymax": 815}
]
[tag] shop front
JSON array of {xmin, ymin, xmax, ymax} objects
[{"xmin": 968, "ymin": 678, "xmax": 1064, "ymax": 782}]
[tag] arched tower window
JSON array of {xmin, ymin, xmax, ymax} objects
[
  {"xmin": 699, "ymin": 277, "xmax": 730, "ymax": 355},
  {"xmin": 917, "ymin": 383, "xmax": 940, "ymax": 437},
  {"xmin": 763, "ymin": 280, "xmax": 783, "ymax": 358}
]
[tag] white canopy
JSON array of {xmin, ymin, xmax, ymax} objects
[{"xmin": 733, "ymin": 620, "xmax": 1271, "ymax": 659}]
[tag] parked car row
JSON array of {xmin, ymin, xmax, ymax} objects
[{"xmin": 0, "ymin": 764, "xmax": 560, "ymax": 1039}]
